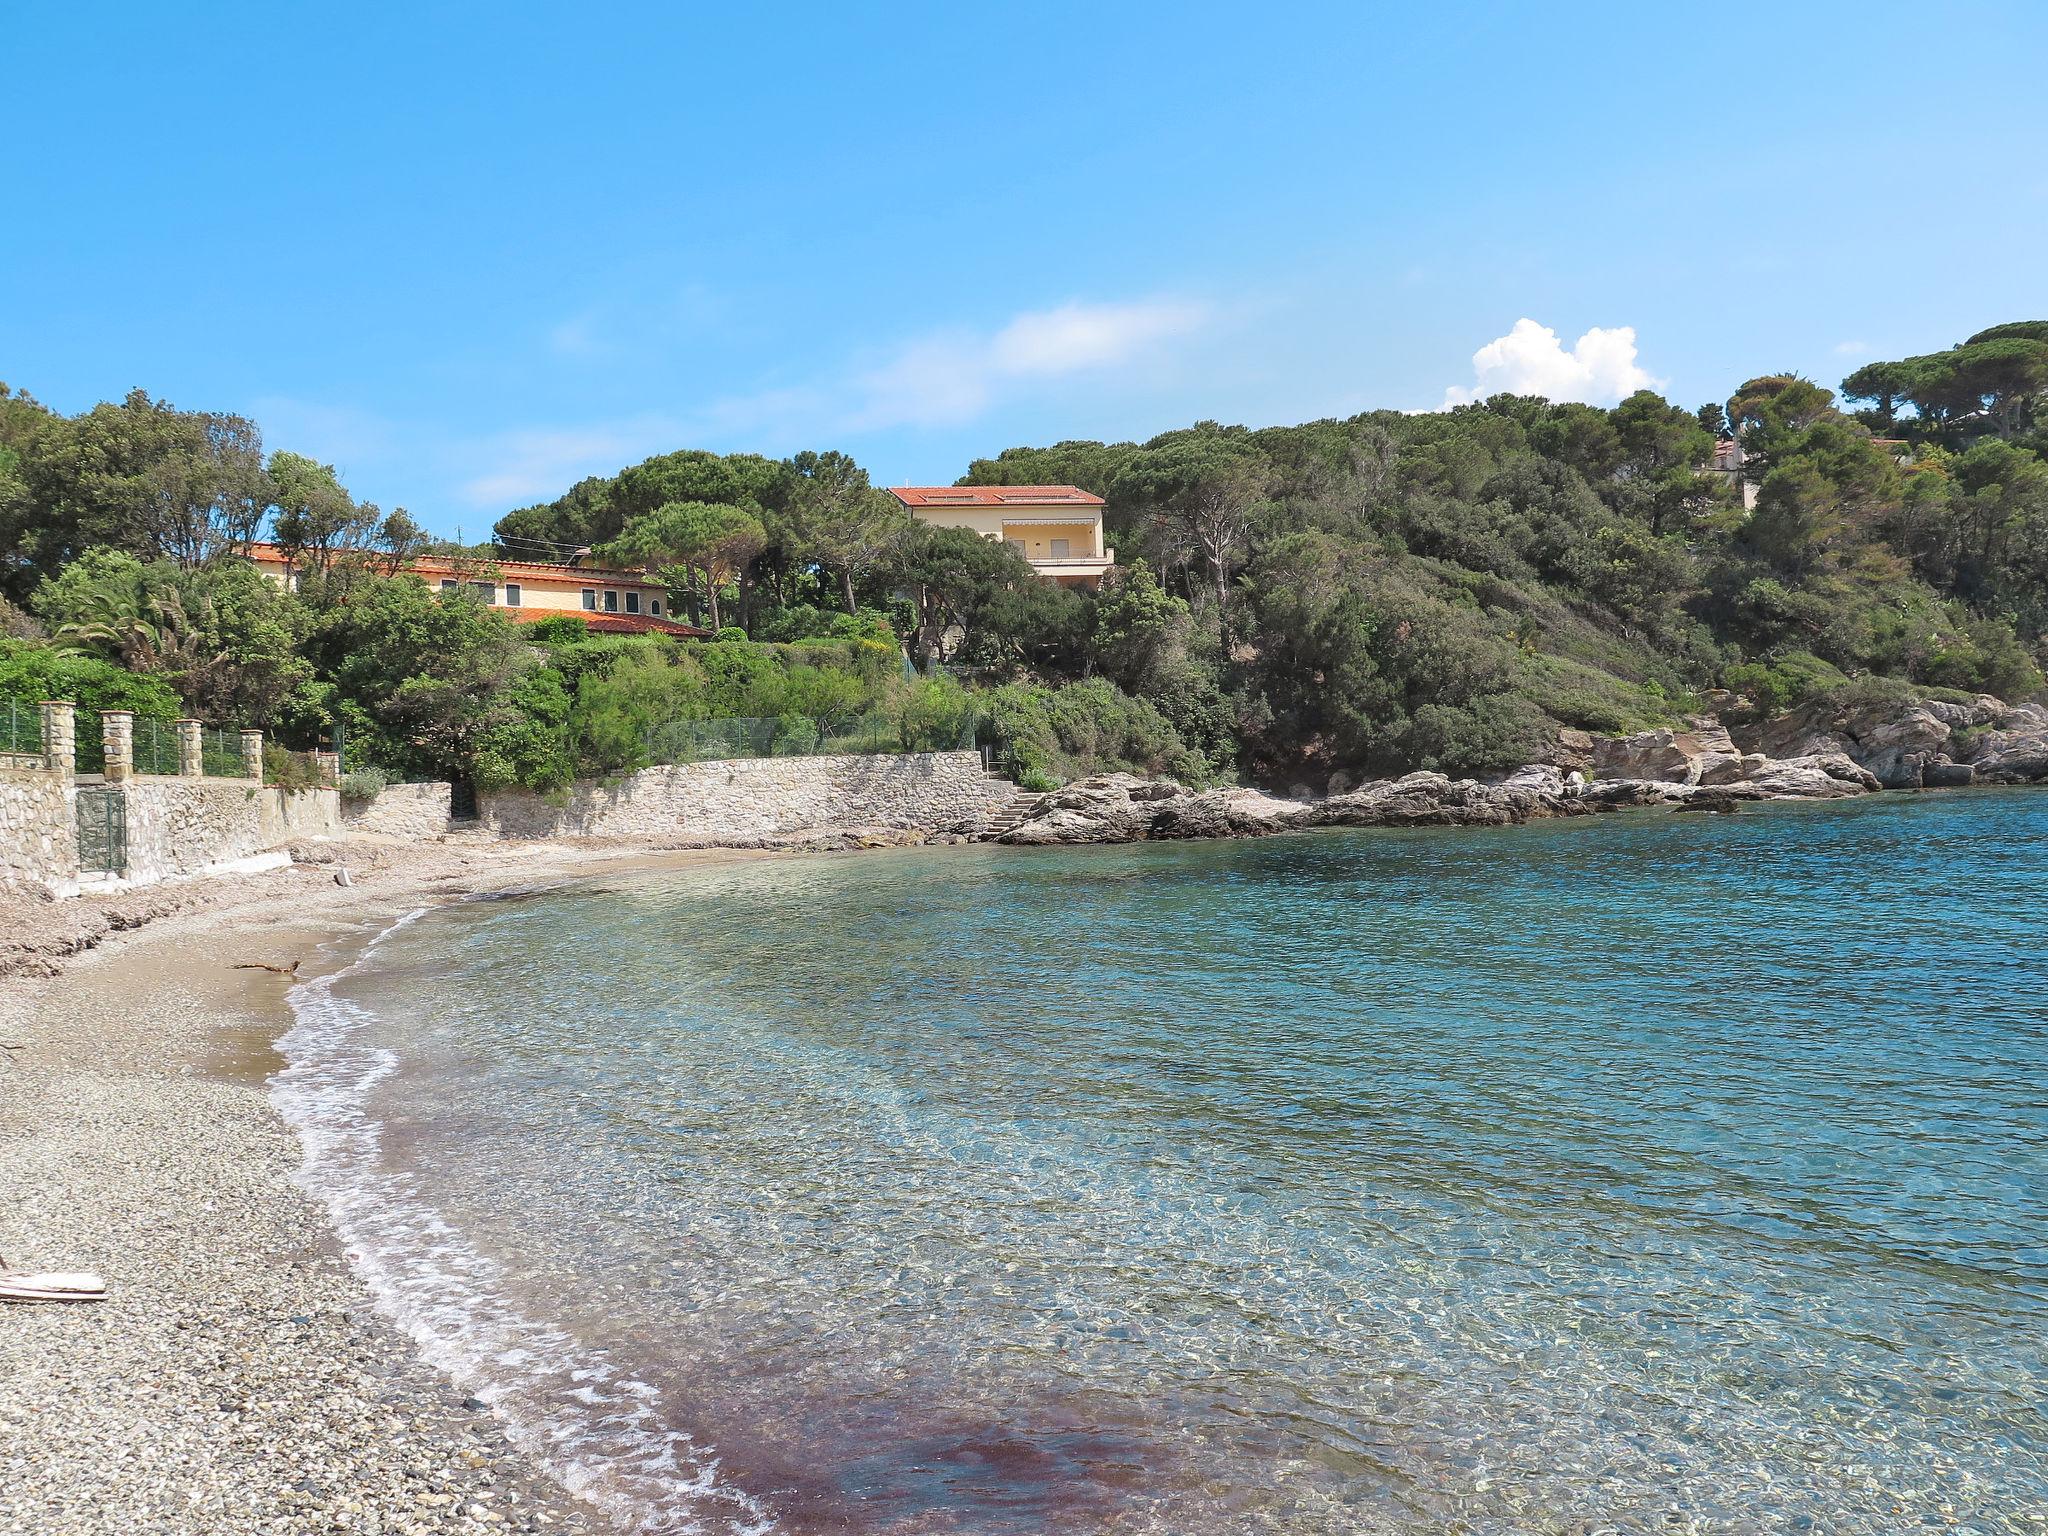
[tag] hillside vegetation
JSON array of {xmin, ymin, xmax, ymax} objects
[{"xmin": 1, "ymin": 323, "xmax": 2044, "ymax": 791}]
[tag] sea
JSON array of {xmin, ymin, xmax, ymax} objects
[{"xmin": 274, "ymin": 790, "xmax": 2048, "ymax": 1534}]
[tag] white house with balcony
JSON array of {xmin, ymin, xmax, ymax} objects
[{"xmin": 889, "ymin": 485, "xmax": 1115, "ymax": 589}]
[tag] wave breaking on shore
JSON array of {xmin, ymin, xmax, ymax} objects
[{"xmin": 270, "ymin": 909, "xmax": 776, "ymax": 1536}]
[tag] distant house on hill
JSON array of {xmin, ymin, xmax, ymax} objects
[
  {"xmin": 1701, "ymin": 430, "xmax": 1912, "ymax": 513},
  {"xmin": 889, "ymin": 485, "xmax": 1115, "ymax": 589},
  {"xmin": 1702, "ymin": 431, "xmax": 1761, "ymax": 511},
  {"xmin": 243, "ymin": 542, "xmax": 710, "ymax": 637}
]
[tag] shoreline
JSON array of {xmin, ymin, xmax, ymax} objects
[
  {"xmin": 3, "ymin": 785, "xmax": 2041, "ymax": 1533},
  {"xmin": 0, "ymin": 837, "xmax": 773, "ymax": 1536}
]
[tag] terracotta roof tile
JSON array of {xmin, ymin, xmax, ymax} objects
[
  {"xmin": 889, "ymin": 485, "xmax": 1105, "ymax": 508},
  {"xmin": 242, "ymin": 541, "xmax": 664, "ymax": 586}
]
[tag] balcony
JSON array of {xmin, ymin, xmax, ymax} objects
[{"xmin": 1024, "ymin": 548, "xmax": 1116, "ymax": 585}]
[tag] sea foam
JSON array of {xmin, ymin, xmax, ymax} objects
[{"xmin": 271, "ymin": 909, "xmax": 777, "ymax": 1536}]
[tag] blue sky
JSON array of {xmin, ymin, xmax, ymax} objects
[{"xmin": 6, "ymin": 2, "xmax": 2046, "ymax": 539}]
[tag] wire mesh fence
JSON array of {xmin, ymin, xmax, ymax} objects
[
  {"xmin": 0, "ymin": 698, "xmax": 43, "ymax": 757},
  {"xmin": 131, "ymin": 716, "xmax": 183, "ymax": 775},
  {"xmin": 642, "ymin": 711, "xmax": 978, "ymax": 766},
  {"xmin": 202, "ymin": 727, "xmax": 248, "ymax": 778}
]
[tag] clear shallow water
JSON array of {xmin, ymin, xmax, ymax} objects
[{"xmin": 276, "ymin": 793, "xmax": 2048, "ymax": 1534}]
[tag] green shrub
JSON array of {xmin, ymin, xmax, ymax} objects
[
  {"xmin": 770, "ymin": 712, "xmax": 821, "ymax": 755},
  {"xmin": 264, "ymin": 743, "xmax": 327, "ymax": 791},
  {"xmin": 525, "ymin": 614, "xmax": 596, "ymax": 645},
  {"xmin": 1393, "ymin": 694, "xmax": 1550, "ymax": 776},
  {"xmin": 339, "ymin": 766, "xmax": 389, "ymax": 801},
  {"xmin": 897, "ymin": 676, "xmax": 978, "ymax": 752},
  {"xmin": 985, "ymin": 678, "xmax": 1212, "ymax": 786},
  {"xmin": 1722, "ymin": 650, "xmax": 1848, "ymax": 719},
  {"xmin": 715, "ymin": 626, "xmax": 749, "ymax": 642},
  {"xmin": 0, "ymin": 639, "xmax": 182, "ymax": 720}
]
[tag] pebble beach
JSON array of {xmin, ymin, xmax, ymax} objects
[{"xmin": 0, "ymin": 840, "xmax": 763, "ymax": 1536}]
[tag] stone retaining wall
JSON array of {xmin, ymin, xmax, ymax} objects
[
  {"xmin": 479, "ymin": 751, "xmax": 1009, "ymax": 841},
  {"xmin": 342, "ymin": 781, "xmax": 453, "ymax": 839},
  {"xmin": 0, "ymin": 765, "xmax": 78, "ymax": 896},
  {"xmin": 121, "ymin": 779, "xmax": 341, "ymax": 884}
]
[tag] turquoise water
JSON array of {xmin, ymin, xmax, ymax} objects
[{"xmin": 277, "ymin": 792, "xmax": 2048, "ymax": 1534}]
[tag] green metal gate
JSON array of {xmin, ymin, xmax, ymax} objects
[{"xmin": 75, "ymin": 786, "xmax": 126, "ymax": 874}]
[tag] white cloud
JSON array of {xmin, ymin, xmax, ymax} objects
[
  {"xmin": 459, "ymin": 421, "xmax": 678, "ymax": 508},
  {"xmin": 991, "ymin": 299, "xmax": 1206, "ymax": 376},
  {"xmin": 1833, "ymin": 339, "xmax": 1871, "ymax": 358},
  {"xmin": 1441, "ymin": 318, "xmax": 1660, "ymax": 409},
  {"xmin": 843, "ymin": 297, "xmax": 1210, "ymax": 432},
  {"xmin": 443, "ymin": 295, "xmax": 1210, "ymax": 509}
]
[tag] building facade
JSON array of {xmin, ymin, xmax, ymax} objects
[
  {"xmin": 242, "ymin": 543, "xmax": 708, "ymax": 636},
  {"xmin": 888, "ymin": 486, "xmax": 1115, "ymax": 589}
]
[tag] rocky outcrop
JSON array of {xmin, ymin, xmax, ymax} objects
[
  {"xmin": 998, "ymin": 775, "xmax": 1313, "ymax": 846},
  {"xmin": 1317, "ymin": 766, "xmax": 1590, "ymax": 828},
  {"xmin": 995, "ymin": 691, "xmax": 2048, "ymax": 847},
  {"xmin": 1737, "ymin": 691, "xmax": 2048, "ymax": 789},
  {"xmin": 1000, "ymin": 765, "xmax": 1633, "ymax": 845},
  {"xmin": 1589, "ymin": 722, "xmax": 1757, "ymax": 787},
  {"xmin": 1735, "ymin": 752, "xmax": 1883, "ymax": 798},
  {"xmin": 1963, "ymin": 705, "xmax": 2048, "ymax": 783}
]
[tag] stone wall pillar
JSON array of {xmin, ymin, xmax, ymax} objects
[
  {"xmin": 40, "ymin": 701, "xmax": 75, "ymax": 781},
  {"xmin": 101, "ymin": 710, "xmax": 134, "ymax": 783},
  {"xmin": 240, "ymin": 729, "xmax": 265, "ymax": 781},
  {"xmin": 175, "ymin": 719, "xmax": 204, "ymax": 778},
  {"xmin": 312, "ymin": 749, "xmax": 341, "ymax": 787}
]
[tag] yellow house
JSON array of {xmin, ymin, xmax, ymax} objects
[
  {"xmin": 889, "ymin": 486, "xmax": 1115, "ymax": 589},
  {"xmin": 242, "ymin": 543, "xmax": 709, "ymax": 635}
]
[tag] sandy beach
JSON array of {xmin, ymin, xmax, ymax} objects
[{"xmin": 0, "ymin": 837, "xmax": 772, "ymax": 1536}]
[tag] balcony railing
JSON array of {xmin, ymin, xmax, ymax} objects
[{"xmin": 1026, "ymin": 550, "xmax": 1116, "ymax": 568}]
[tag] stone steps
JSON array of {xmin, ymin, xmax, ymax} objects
[{"xmin": 978, "ymin": 781, "xmax": 1045, "ymax": 836}]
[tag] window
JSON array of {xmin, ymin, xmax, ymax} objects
[
  {"xmin": 603, "ymin": 590, "xmax": 619, "ymax": 612},
  {"xmin": 1004, "ymin": 537, "xmax": 1025, "ymax": 554},
  {"xmin": 650, "ymin": 598, "xmax": 663, "ymax": 616},
  {"xmin": 471, "ymin": 580, "xmax": 495, "ymax": 602},
  {"xmin": 440, "ymin": 579, "xmax": 458, "ymax": 594},
  {"xmin": 625, "ymin": 591, "xmax": 641, "ymax": 614},
  {"xmin": 504, "ymin": 583, "xmax": 521, "ymax": 607},
  {"xmin": 1050, "ymin": 538, "xmax": 1069, "ymax": 558},
  {"xmin": 581, "ymin": 588, "xmax": 596, "ymax": 610}
]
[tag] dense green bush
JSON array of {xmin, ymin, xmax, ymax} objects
[
  {"xmin": 338, "ymin": 766, "xmax": 389, "ymax": 801},
  {"xmin": 0, "ymin": 638, "xmax": 183, "ymax": 719},
  {"xmin": 897, "ymin": 676, "xmax": 978, "ymax": 752},
  {"xmin": 1721, "ymin": 651, "xmax": 1850, "ymax": 719},
  {"xmin": 9, "ymin": 333, "xmax": 2048, "ymax": 796},
  {"xmin": 263, "ymin": 742, "xmax": 327, "ymax": 791},
  {"xmin": 984, "ymin": 679, "xmax": 1212, "ymax": 787}
]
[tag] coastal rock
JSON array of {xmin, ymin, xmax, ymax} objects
[
  {"xmin": 992, "ymin": 714, "xmax": 1997, "ymax": 849},
  {"xmin": 997, "ymin": 773, "xmax": 1194, "ymax": 844},
  {"xmin": 1577, "ymin": 777, "xmax": 1686, "ymax": 808},
  {"xmin": 1590, "ymin": 722, "xmax": 1749, "ymax": 787},
  {"xmin": 1738, "ymin": 690, "xmax": 2048, "ymax": 788},
  {"xmin": 1954, "ymin": 702, "xmax": 2048, "ymax": 782},
  {"xmin": 1551, "ymin": 728, "xmax": 1595, "ymax": 772},
  {"xmin": 1151, "ymin": 786, "xmax": 1314, "ymax": 840},
  {"xmin": 1314, "ymin": 768, "xmax": 1586, "ymax": 828},
  {"xmin": 1739, "ymin": 752, "xmax": 1881, "ymax": 798}
]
